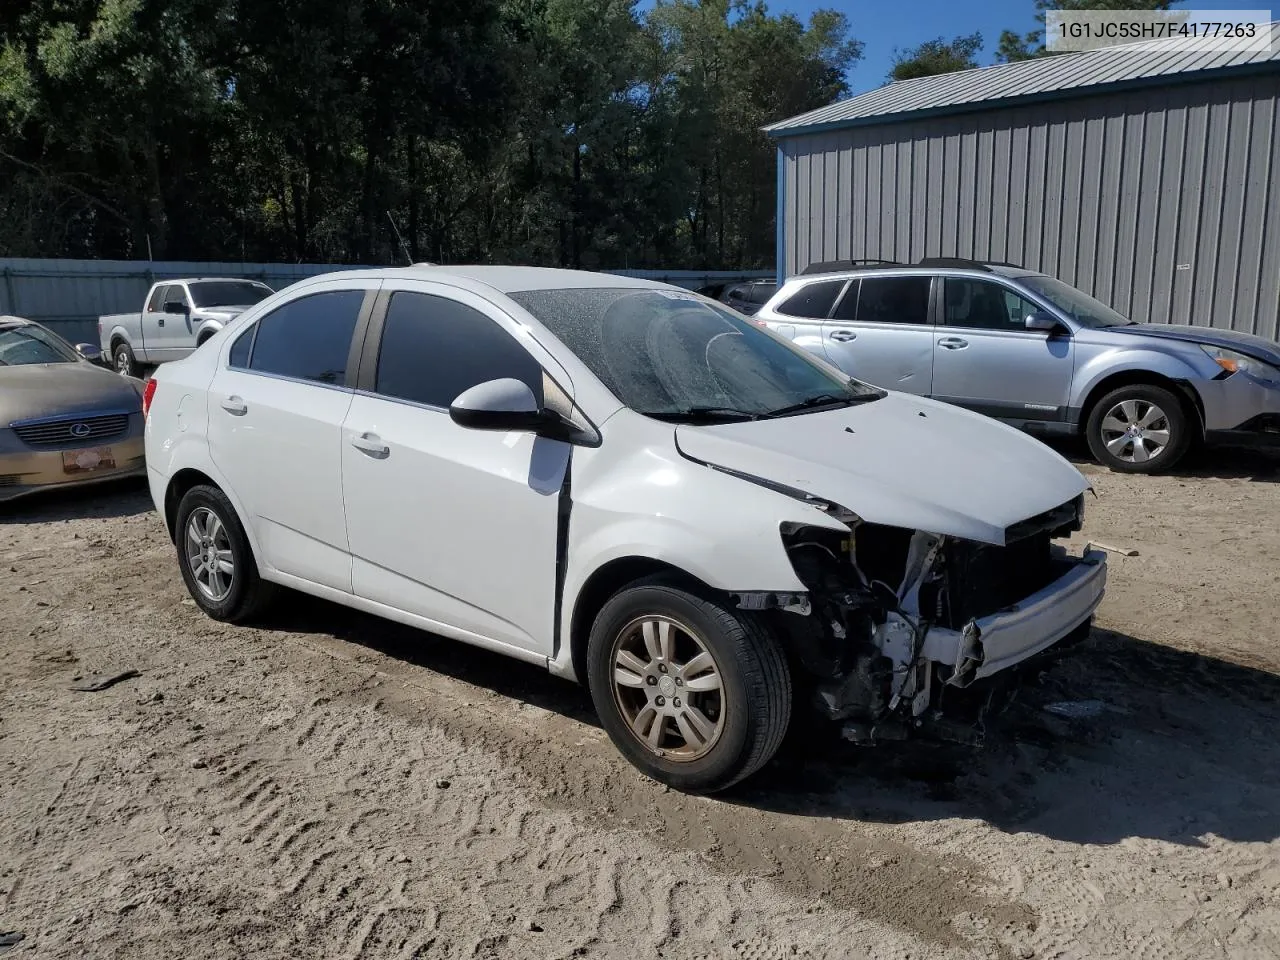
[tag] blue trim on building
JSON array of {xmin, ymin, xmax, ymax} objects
[
  {"xmin": 775, "ymin": 145, "xmax": 786, "ymax": 286},
  {"xmin": 765, "ymin": 60, "xmax": 1280, "ymax": 140}
]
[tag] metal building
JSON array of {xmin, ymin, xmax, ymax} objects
[{"xmin": 765, "ymin": 24, "xmax": 1280, "ymax": 340}]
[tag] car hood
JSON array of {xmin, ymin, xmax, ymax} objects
[
  {"xmin": 0, "ymin": 363, "xmax": 142, "ymax": 425},
  {"xmin": 1109, "ymin": 324, "xmax": 1280, "ymax": 365},
  {"xmin": 674, "ymin": 393, "xmax": 1089, "ymax": 545}
]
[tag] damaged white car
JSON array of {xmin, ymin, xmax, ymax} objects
[{"xmin": 143, "ymin": 266, "xmax": 1106, "ymax": 792}]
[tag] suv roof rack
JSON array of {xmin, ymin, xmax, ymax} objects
[
  {"xmin": 915, "ymin": 257, "xmax": 992, "ymax": 271},
  {"xmin": 800, "ymin": 259, "xmax": 902, "ymax": 276}
]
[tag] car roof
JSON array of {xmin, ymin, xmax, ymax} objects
[{"xmin": 293, "ymin": 265, "xmax": 680, "ymax": 296}]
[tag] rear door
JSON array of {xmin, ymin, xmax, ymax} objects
[
  {"xmin": 207, "ymin": 279, "xmax": 379, "ymax": 590},
  {"xmin": 822, "ymin": 274, "xmax": 935, "ymax": 396},
  {"xmin": 930, "ymin": 276, "xmax": 1075, "ymax": 422}
]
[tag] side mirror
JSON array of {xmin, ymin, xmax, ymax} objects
[
  {"xmin": 75, "ymin": 342, "xmax": 102, "ymax": 362},
  {"xmin": 449, "ymin": 378, "xmax": 551, "ymax": 432},
  {"xmin": 1024, "ymin": 312, "xmax": 1060, "ymax": 333},
  {"xmin": 164, "ymin": 300, "xmax": 190, "ymax": 316}
]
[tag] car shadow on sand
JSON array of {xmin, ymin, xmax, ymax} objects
[
  {"xmin": 1047, "ymin": 435, "xmax": 1280, "ymax": 483},
  {"xmin": 0, "ymin": 479, "xmax": 152, "ymax": 524},
  {"xmin": 262, "ymin": 590, "xmax": 1280, "ymax": 848}
]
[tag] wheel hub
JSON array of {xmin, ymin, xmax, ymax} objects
[{"xmin": 657, "ymin": 675, "xmax": 677, "ymax": 698}]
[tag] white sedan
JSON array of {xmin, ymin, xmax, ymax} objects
[{"xmin": 143, "ymin": 266, "xmax": 1105, "ymax": 792}]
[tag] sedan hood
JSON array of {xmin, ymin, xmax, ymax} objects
[
  {"xmin": 0, "ymin": 363, "xmax": 142, "ymax": 424},
  {"xmin": 1110, "ymin": 324, "xmax": 1280, "ymax": 366},
  {"xmin": 674, "ymin": 394, "xmax": 1089, "ymax": 545}
]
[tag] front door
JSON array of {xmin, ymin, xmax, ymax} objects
[
  {"xmin": 930, "ymin": 277, "xmax": 1075, "ymax": 423},
  {"xmin": 155, "ymin": 284, "xmax": 195, "ymax": 361},
  {"xmin": 822, "ymin": 274, "xmax": 936, "ymax": 396},
  {"xmin": 207, "ymin": 282, "xmax": 377, "ymax": 590},
  {"xmin": 341, "ymin": 283, "xmax": 570, "ymax": 656}
]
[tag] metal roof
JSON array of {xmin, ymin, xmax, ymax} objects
[{"xmin": 766, "ymin": 21, "xmax": 1280, "ymax": 137}]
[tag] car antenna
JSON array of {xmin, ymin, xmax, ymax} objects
[{"xmin": 386, "ymin": 210, "xmax": 413, "ymax": 266}]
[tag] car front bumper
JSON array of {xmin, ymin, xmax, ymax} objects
[
  {"xmin": 1195, "ymin": 372, "xmax": 1280, "ymax": 433},
  {"xmin": 0, "ymin": 435, "xmax": 146, "ymax": 503},
  {"xmin": 920, "ymin": 547, "xmax": 1108, "ymax": 682}
]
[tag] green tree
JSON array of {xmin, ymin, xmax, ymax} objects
[
  {"xmin": 997, "ymin": 0, "xmax": 1179, "ymax": 62},
  {"xmin": 889, "ymin": 32, "xmax": 982, "ymax": 82}
]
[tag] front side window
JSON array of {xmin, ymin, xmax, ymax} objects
[
  {"xmin": 146, "ymin": 286, "xmax": 167, "ymax": 312},
  {"xmin": 189, "ymin": 281, "xmax": 273, "ymax": 308},
  {"xmin": 943, "ymin": 278, "xmax": 1039, "ymax": 331},
  {"xmin": 509, "ymin": 288, "xmax": 882, "ymax": 422},
  {"xmin": 1018, "ymin": 275, "xmax": 1135, "ymax": 328},
  {"xmin": 0, "ymin": 322, "xmax": 80, "ymax": 365},
  {"xmin": 775, "ymin": 280, "xmax": 844, "ymax": 319},
  {"xmin": 247, "ymin": 290, "xmax": 364, "ymax": 385},
  {"xmin": 856, "ymin": 276, "xmax": 932, "ymax": 325},
  {"xmin": 374, "ymin": 292, "xmax": 544, "ymax": 408},
  {"xmin": 163, "ymin": 286, "xmax": 190, "ymax": 311}
]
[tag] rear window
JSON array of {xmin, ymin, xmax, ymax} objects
[{"xmin": 775, "ymin": 280, "xmax": 845, "ymax": 319}]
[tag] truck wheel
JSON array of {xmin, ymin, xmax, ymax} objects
[
  {"xmin": 587, "ymin": 578, "xmax": 791, "ymax": 793},
  {"xmin": 1086, "ymin": 383, "xmax": 1191, "ymax": 474},
  {"xmin": 113, "ymin": 341, "xmax": 138, "ymax": 377}
]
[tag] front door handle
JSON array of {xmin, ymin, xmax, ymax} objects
[
  {"xmin": 157, "ymin": 318, "xmax": 165, "ymax": 327},
  {"xmin": 350, "ymin": 433, "xmax": 390, "ymax": 459},
  {"xmin": 220, "ymin": 395, "xmax": 247, "ymax": 416},
  {"xmin": 938, "ymin": 337, "xmax": 969, "ymax": 350},
  {"xmin": 829, "ymin": 329, "xmax": 857, "ymax": 342}
]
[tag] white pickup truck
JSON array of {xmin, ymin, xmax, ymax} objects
[{"xmin": 98, "ymin": 278, "xmax": 274, "ymax": 376}]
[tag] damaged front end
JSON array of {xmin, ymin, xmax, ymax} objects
[{"xmin": 734, "ymin": 494, "xmax": 1106, "ymax": 744}]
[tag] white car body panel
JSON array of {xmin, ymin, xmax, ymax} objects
[{"xmin": 673, "ymin": 393, "xmax": 1089, "ymax": 546}]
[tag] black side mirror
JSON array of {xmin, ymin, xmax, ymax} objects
[
  {"xmin": 1024, "ymin": 312, "xmax": 1060, "ymax": 333},
  {"xmin": 164, "ymin": 300, "xmax": 190, "ymax": 316}
]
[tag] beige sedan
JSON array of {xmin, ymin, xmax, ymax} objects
[{"xmin": 1, "ymin": 316, "xmax": 146, "ymax": 503}]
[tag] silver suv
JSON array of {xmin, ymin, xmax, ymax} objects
[{"xmin": 754, "ymin": 258, "xmax": 1280, "ymax": 473}]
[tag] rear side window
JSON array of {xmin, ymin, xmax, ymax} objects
[
  {"xmin": 856, "ymin": 276, "xmax": 932, "ymax": 325},
  {"xmin": 228, "ymin": 324, "xmax": 254, "ymax": 368},
  {"xmin": 374, "ymin": 292, "xmax": 544, "ymax": 409},
  {"xmin": 247, "ymin": 290, "xmax": 364, "ymax": 385},
  {"xmin": 775, "ymin": 280, "xmax": 845, "ymax": 319}
]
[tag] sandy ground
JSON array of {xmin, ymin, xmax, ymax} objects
[{"xmin": 3, "ymin": 441, "xmax": 1280, "ymax": 960}]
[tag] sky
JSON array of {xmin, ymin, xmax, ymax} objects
[{"xmin": 758, "ymin": 0, "xmax": 1266, "ymax": 93}]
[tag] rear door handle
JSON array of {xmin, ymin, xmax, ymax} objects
[
  {"xmin": 829, "ymin": 329, "xmax": 857, "ymax": 342},
  {"xmin": 350, "ymin": 433, "xmax": 390, "ymax": 459},
  {"xmin": 938, "ymin": 337, "xmax": 969, "ymax": 350},
  {"xmin": 220, "ymin": 395, "xmax": 247, "ymax": 416}
]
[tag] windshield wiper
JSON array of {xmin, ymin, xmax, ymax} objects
[
  {"xmin": 762, "ymin": 393, "xmax": 874, "ymax": 418},
  {"xmin": 645, "ymin": 406, "xmax": 761, "ymax": 423}
]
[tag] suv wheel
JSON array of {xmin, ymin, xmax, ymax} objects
[
  {"xmin": 1086, "ymin": 383, "xmax": 1191, "ymax": 473},
  {"xmin": 174, "ymin": 484, "xmax": 276, "ymax": 623},
  {"xmin": 587, "ymin": 578, "xmax": 791, "ymax": 793}
]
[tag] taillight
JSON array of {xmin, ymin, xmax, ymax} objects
[{"xmin": 142, "ymin": 378, "xmax": 158, "ymax": 418}]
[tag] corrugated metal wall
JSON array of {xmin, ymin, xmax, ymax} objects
[
  {"xmin": 779, "ymin": 72, "xmax": 1280, "ymax": 340},
  {"xmin": 0, "ymin": 259, "xmax": 772, "ymax": 345}
]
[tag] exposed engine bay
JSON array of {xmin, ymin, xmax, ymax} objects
[{"xmin": 730, "ymin": 493, "xmax": 1105, "ymax": 744}]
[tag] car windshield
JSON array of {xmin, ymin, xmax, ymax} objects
[
  {"xmin": 1019, "ymin": 276, "xmax": 1135, "ymax": 328},
  {"xmin": 508, "ymin": 288, "xmax": 883, "ymax": 421},
  {"xmin": 0, "ymin": 323, "xmax": 80, "ymax": 365},
  {"xmin": 188, "ymin": 281, "xmax": 273, "ymax": 308}
]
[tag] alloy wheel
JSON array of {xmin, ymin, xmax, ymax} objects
[
  {"xmin": 610, "ymin": 615, "xmax": 725, "ymax": 761},
  {"xmin": 1099, "ymin": 398, "xmax": 1172, "ymax": 465},
  {"xmin": 185, "ymin": 506, "xmax": 235, "ymax": 602}
]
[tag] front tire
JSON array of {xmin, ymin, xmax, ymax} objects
[
  {"xmin": 1086, "ymin": 383, "xmax": 1191, "ymax": 474},
  {"xmin": 587, "ymin": 578, "xmax": 791, "ymax": 793},
  {"xmin": 174, "ymin": 484, "xmax": 275, "ymax": 623}
]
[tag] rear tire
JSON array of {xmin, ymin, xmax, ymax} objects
[
  {"xmin": 174, "ymin": 484, "xmax": 275, "ymax": 623},
  {"xmin": 587, "ymin": 577, "xmax": 791, "ymax": 793},
  {"xmin": 113, "ymin": 341, "xmax": 138, "ymax": 378},
  {"xmin": 1086, "ymin": 383, "xmax": 1191, "ymax": 474}
]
